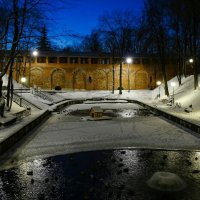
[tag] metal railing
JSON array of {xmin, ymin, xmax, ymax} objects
[
  {"xmin": 11, "ymin": 92, "xmax": 41, "ymax": 111},
  {"xmin": 34, "ymin": 91, "xmax": 54, "ymax": 104}
]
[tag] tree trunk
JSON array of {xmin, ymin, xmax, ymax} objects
[
  {"xmin": 6, "ymin": 69, "xmax": 12, "ymax": 108},
  {"xmin": 112, "ymin": 63, "xmax": 115, "ymax": 94},
  {"xmin": 112, "ymin": 52, "xmax": 115, "ymax": 94},
  {"xmin": 0, "ymin": 77, "xmax": 3, "ymax": 98},
  {"xmin": 119, "ymin": 61, "xmax": 122, "ymax": 94},
  {"xmin": 192, "ymin": 14, "xmax": 198, "ymax": 90},
  {"xmin": 193, "ymin": 61, "xmax": 198, "ymax": 90},
  {"xmin": 161, "ymin": 62, "xmax": 169, "ymax": 96},
  {"xmin": 9, "ymin": 81, "xmax": 13, "ymax": 111}
]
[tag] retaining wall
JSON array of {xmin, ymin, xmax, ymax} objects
[
  {"xmin": 0, "ymin": 110, "xmax": 50, "ymax": 156},
  {"xmin": 136, "ymin": 101, "xmax": 200, "ymax": 134}
]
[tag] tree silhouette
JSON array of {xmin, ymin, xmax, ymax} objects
[
  {"xmin": 37, "ymin": 25, "xmax": 52, "ymax": 51},
  {"xmin": 80, "ymin": 30, "xmax": 103, "ymax": 53}
]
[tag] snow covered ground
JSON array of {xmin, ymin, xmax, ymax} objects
[
  {"xmin": 2, "ymin": 74, "xmax": 200, "ymax": 163},
  {"xmin": 151, "ymin": 75, "xmax": 200, "ymax": 125},
  {"xmin": 3, "ymin": 74, "xmax": 200, "ymax": 126},
  {"xmin": 2, "ymin": 75, "xmax": 200, "ymax": 200},
  {"xmin": 5, "ymin": 101, "xmax": 200, "ymax": 166}
]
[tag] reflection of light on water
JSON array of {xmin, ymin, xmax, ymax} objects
[
  {"xmin": 33, "ymin": 159, "xmax": 43, "ymax": 167},
  {"xmin": 152, "ymin": 151, "xmax": 190, "ymax": 171},
  {"xmin": 191, "ymin": 152, "xmax": 200, "ymax": 168},
  {"xmin": 113, "ymin": 150, "xmax": 139, "ymax": 169},
  {"xmin": 160, "ymin": 151, "xmax": 182, "ymax": 168},
  {"xmin": 117, "ymin": 109, "xmax": 137, "ymax": 118},
  {"xmin": 18, "ymin": 158, "xmax": 49, "ymax": 182},
  {"xmin": 0, "ymin": 177, "xmax": 7, "ymax": 199}
]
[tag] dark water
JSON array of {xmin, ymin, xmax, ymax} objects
[{"xmin": 0, "ymin": 149, "xmax": 200, "ymax": 200}]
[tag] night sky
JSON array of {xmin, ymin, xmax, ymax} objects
[{"xmin": 46, "ymin": 0, "xmax": 144, "ymax": 47}]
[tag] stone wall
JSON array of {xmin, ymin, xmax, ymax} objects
[{"xmin": 13, "ymin": 52, "xmax": 176, "ymax": 90}]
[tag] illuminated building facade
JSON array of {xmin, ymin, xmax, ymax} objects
[{"xmin": 13, "ymin": 51, "xmax": 177, "ymax": 90}]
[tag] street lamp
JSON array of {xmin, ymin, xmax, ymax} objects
[
  {"xmin": 184, "ymin": 58, "xmax": 194, "ymax": 76},
  {"xmin": 29, "ymin": 50, "xmax": 38, "ymax": 87},
  {"xmin": 21, "ymin": 76, "xmax": 26, "ymax": 95},
  {"xmin": 189, "ymin": 58, "xmax": 194, "ymax": 64},
  {"xmin": 170, "ymin": 82, "xmax": 176, "ymax": 104},
  {"xmin": 20, "ymin": 76, "xmax": 26, "ymax": 106},
  {"xmin": 126, "ymin": 57, "xmax": 132, "ymax": 92},
  {"xmin": 32, "ymin": 50, "xmax": 38, "ymax": 57},
  {"xmin": 156, "ymin": 81, "xmax": 161, "ymax": 99}
]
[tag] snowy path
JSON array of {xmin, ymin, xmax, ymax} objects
[{"xmin": 6, "ymin": 103, "xmax": 200, "ymax": 165}]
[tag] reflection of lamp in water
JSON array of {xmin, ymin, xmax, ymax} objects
[{"xmin": 156, "ymin": 81, "xmax": 161, "ymax": 98}]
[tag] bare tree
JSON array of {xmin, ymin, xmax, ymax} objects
[
  {"xmin": 185, "ymin": 0, "xmax": 200, "ymax": 90},
  {"xmin": 80, "ymin": 29, "xmax": 103, "ymax": 53},
  {"xmin": 100, "ymin": 10, "xmax": 136, "ymax": 94},
  {"xmin": 0, "ymin": 0, "xmax": 45, "ymax": 110},
  {"xmin": 167, "ymin": 0, "xmax": 200, "ymax": 88},
  {"xmin": 139, "ymin": 0, "xmax": 170, "ymax": 96}
]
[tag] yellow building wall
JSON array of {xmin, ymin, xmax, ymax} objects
[{"xmin": 13, "ymin": 54, "xmax": 176, "ymax": 90}]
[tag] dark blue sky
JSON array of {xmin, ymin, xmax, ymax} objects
[{"xmin": 47, "ymin": 0, "xmax": 144, "ymax": 47}]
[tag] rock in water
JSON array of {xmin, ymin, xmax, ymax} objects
[{"xmin": 147, "ymin": 171, "xmax": 186, "ymax": 192}]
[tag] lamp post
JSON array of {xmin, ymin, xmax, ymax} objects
[
  {"xmin": 21, "ymin": 77, "xmax": 26, "ymax": 96},
  {"xmin": 20, "ymin": 76, "xmax": 26, "ymax": 106},
  {"xmin": 185, "ymin": 58, "xmax": 194, "ymax": 76},
  {"xmin": 29, "ymin": 50, "xmax": 38, "ymax": 87},
  {"xmin": 170, "ymin": 82, "xmax": 176, "ymax": 104},
  {"xmin": 126, "ymin": 57, "xmax": 132, "ymax": 92},
  {"xmin": 156, "ymin": 81, "xmax": 161, "ymax": 99}
]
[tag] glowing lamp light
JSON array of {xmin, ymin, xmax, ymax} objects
[
  {"xmin": 156, "ymin": 81, "xmax": 162, "ymax": 99},
  {"xmin": 126, "ymin": 57, "xmax": 132, "ymax": 64},
  {"xmin": 21, "ymin": 77, "xmax": 26, "ymax": 83},
  {"xmin": 189, "ymin": 58, "xmax": 194, "ymax": 63},
  {"xmin": 32, "ymin": 50, "xmax": 38, "ymax": 56},
  {"xmin": 156, "ymin": 81, "xmax": 161, "ymax": 86}
]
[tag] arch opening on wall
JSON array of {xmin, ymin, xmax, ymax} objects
[
  {"xmin": 30, "ymin": 67, "xmax": 43, "ymax": 88},
  {"xmin": 134, "ymin": 70, "xmax": 148, "ymax": 89},
  {"xmin": 51, "ymin": 68, "xmax": 66, "ymax": 90},
  {"xmin": 93, "ymin": 69, "xmax": 108, "ymax": 90},
  {"xmin": 72, "ymin": 68, "xmax": 86, "ymax": 90}
]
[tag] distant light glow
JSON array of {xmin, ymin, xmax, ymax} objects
[
  {"xmin": 117, "ymin": 109, "xmax": 140, "ymax": 118},
  {"xmin": 156, "ymin": 81, "xmax": 161, "ymax": 86},
  {"xmin": 32, "ymin": 50, "xmax": 38, "ymax": 57},
  {"xmin": 189, "ymin": 58, "xmax": 194, "ymax": 63},
  {"xmin": 21, "ymin": 77, "xmax": 26, "ymax": 83},
  {"xmin": 126, "ymin": 57, "xmax": 132, "ymax": 64}
]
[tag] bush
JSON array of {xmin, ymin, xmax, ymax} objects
[{"xmin": 55, "ymin": 86, "xmax": 61, "ymax": 90}]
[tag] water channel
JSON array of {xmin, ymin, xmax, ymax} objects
[
  {"xmin": 0, "ymin": 101, "xmax": 200, "ymax": 199},
  {"xmin": 1, "ymin": 149, "xmax": 200, "ymax": 200}
]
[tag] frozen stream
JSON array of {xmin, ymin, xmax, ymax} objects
[
  {"xmin": 1, "ymin": 149, "xmax": 200, "ymax": 200},
  {"xmin": 2, "ymin": 101, "xmax": 200, "ymax": 166},
  {"xmin": 1, "ymin": 102, "xmax": 200, "ymax": 199}
]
